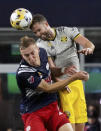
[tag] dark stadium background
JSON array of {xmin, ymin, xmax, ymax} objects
[{"xmin": 0, "ymin": 0, "xmax": 101, "ymax": 27}]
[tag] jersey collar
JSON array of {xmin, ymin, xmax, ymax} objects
[{"xmin": 48, "ymin": 28, "xmax": 56, "ymax": 41}]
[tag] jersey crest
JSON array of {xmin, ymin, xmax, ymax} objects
[
  {"xmin": 61, "ymin": 36, "xmax": 67, "ymax": 42},
  {"xmin": 27, "ymin": 75, "xmax": 34, "ymax": 84},
  {"xmin": 48, "ymin": 42, "xmax": 52, "ymax": 47}
]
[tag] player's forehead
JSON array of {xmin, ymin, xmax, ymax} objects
[
  {"xmin": 33, "ymin": 21, "xmax": 45, "ymax": 29},
  {"xmin": 20, "ymin": 44, "xmax": 37, "ymax": 55}
]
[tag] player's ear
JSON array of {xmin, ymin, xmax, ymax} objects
[
  {"xmin": 20, "ymin": 47, "xmax": 23, "ymax": 52},
  {"xmin": 45, "ymin": 21, "xmax": 49, "ymax": 27},
  {"xmin": 20, "ymin": 53, "xmax": 23, "ymax": 59},
  {"xmin": 20, "ymin": 48, "xmax": 24, "ymax": 57}
]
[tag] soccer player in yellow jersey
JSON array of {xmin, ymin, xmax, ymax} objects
[{"xmin": 30, "ymin": 14, "xmax": 95, "ymax": 131}]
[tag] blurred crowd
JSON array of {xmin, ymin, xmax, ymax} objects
[{"xmin": 84, "ymin": 103, "xmax": 100, "ymax": 131}]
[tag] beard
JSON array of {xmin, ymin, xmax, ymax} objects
[{"xmin": 41, "ymin": 32, "xmax": 53, "ymax": 41}]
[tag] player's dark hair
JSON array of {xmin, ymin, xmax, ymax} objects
[
  {"xmin": 30, "ymin": 14, "xmax": 47, "ymax": 29},
  {"xmin": 20, "ymin": 36, "xmax": 36, "ymax": 49}
]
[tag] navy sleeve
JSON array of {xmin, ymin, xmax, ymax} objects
[{"xmin": 16, "ymin": 72, "xmax": 42, "ymax": 90}]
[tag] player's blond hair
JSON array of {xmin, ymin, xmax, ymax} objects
[{"xmin": 20, "ymin": 36, "xmax": 36, "ymax": 50}]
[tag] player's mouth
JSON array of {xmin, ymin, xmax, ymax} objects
[
  {"xmin": 30, "ymin": 58, "xmax": 40, "ymax": 66},
  {"xmin": 41, "ymin": 33, "xmax": 52, "ymax": 40}
]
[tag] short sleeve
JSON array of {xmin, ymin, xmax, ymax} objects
[{"xmin": 64, "ymin": 27, "xmax": 80, "ymax": 40}]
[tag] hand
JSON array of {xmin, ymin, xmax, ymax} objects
[
  {"xmin": 65, "ymin": 86, "xmax": 71, "ymax": 93},
  {"xmin": 63, "ymin": 65, "xmax": 78, "ymax": 76},
  {"xmin": 75, "ymin": 71, "xmax": 89, "ymax": 81},
  {"xmin": 61, "ymin": 86, "xmax": 71, "ymax": 93},
  {"xmin": 78, "ymin": 48, "xmax": 93, "ymax": 55}
]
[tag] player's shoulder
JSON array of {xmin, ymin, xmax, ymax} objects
[
  {"xmin": 16, "ymin": 60, "xmax": 37, "ymax": 77},
  {"xmin": 39, "ymin": 47, "xmax": 48, "ymax": 58},
  {"xmin": 55, "ymin": 26, "xmax": 66, "ymax": 32},
  {"xmin": 56, "ymin": 26, "xmax": 79, "ymax": 32},
  {"xmin": 36, "ymin": 38, "xmax": 46, "ymax": 44},
  {"xmin": 36, "ymin": 39, "xmax": 49, "ymax": 50},
  {"xmin": 36, "ymin": 38, "xmax": 47, "ymax": 47},
  {"xmin": 36, "ymin": 38, "xmax": 43, "ymax": 43},
  {"xmin": 55, "ymin": 26, "xmax": 70, "ymax": 31}
]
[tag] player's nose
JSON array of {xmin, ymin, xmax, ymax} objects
[
  {"xmin": 36, "ymin": 32, "xmax": 41, "ymax": 37},
  {"xmin": 29, "ymin": 54, "xmax": 34, "ymax": 60}
]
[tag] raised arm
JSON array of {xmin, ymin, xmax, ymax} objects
[
  {"xmin": 37, "ymin": 71, "xmax": 89, "ymax": 93},
  {"xmin": 74, "ymin": 34, "xmax": 95, "ymax": 55}
]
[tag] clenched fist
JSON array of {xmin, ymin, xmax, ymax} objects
[{"xmin": 74, "ymin": 71, "xmax": 89, "ymax": 81}]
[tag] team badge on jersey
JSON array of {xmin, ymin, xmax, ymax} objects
[
  {"xmin": 61, "ymin": 36, "xmax": 67, "ymax": 42},
  {"xmin": 27, "ymin": 76, "xmax": 34, "ymax": 84},
  {"xmin": 64, "ymin": 111, "xmax": 71, "ymax": 118},
  {"xmin": 48, "ymin": 42, "xmax": 52, "ymax": 47}
]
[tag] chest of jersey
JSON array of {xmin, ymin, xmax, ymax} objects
[{"xmin": 42, "ymin": 30, "xmax": 76, "ymax": 57}]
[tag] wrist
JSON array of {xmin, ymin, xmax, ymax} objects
[{"xmin": 72, "ymin": 73, "xmax": 78, "ymax": 81}]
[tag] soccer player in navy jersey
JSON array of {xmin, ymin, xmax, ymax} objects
[{"xmin": 16, "ymin": 36, "xmax": 89, "ymax": 131}]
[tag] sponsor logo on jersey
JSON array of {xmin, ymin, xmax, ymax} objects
[
  {"xmin": 61, "ymin": 36, "xmax": 67, "ymax": 42},
  {"xmin": 27, "ymin": 76, "xmax": 34, "ymax": 84}
]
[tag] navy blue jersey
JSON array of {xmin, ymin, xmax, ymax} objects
[{"xmin": 16, "ymin": 48, "xmax": 57, "ymax": 114}]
